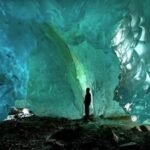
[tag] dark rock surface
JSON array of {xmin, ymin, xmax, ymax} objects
[{"xmin": 0, "ymin": 116, "xmax": 150, "ymax": 150}]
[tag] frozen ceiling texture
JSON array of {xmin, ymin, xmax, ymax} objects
[{"xmin": 0, "ymin": 0, "xmax": 150, "ymax": 123}]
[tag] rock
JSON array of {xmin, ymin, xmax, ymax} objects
[
  {"xmin": 112, "ymin": 131, "xmax": 119, "ymax": 143},
  {"xmin": 8, "ymin": 107, "xmax": 21, "ymax": 115},
  {"xmin": 140, "ymin": 125, "xmax": 148, "ymax": 132},
  {"xmin": 51, "ymin": 128, "xmax": 81, "ymax": 142},
  {"xmin": 119, "ymin": 142, "xmax": 139, "ymax": 150}
]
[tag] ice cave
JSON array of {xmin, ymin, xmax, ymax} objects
[{"xmin": 0, "ymin": 0, "xmax": 150, "ymax": 124}]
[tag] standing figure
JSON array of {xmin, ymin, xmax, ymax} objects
[{"xmin": 84, "ymin": 88, "xmax": 91, "ymax": 119}]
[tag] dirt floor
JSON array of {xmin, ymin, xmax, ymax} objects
[{"xmin": 0, "ymin": 115, "xmax": 150, "ymax": 150}]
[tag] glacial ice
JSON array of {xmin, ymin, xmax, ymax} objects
[
  {"xmin": 112, "ymin": 0, "xmax": 150, "ymax": 122},
  {"xmin": 0, "ymin": 0, "xmax": 150, "ymax": 122}
]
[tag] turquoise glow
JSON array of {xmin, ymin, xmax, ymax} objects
[{"xmin": 0, "ymin": 0, "xmax": 150, "ymax": 123}]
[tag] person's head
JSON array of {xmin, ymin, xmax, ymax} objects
[{"xmin": 86, "ymin": 87, "xmax": 90, "ymax": 93}]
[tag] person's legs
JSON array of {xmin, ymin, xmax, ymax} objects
[{"xmin": 85, "ymin": 105, "xmax": 89, "ymax": 119}]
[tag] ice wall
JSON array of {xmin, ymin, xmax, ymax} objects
[
  {"xmin": 2, "ymin": 0, "xmax": 147, "ymax": 120},
  {"xmin": 112, "ymin": 0, "xmax": 150, "ymax": 123}
]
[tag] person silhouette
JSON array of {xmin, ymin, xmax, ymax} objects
[{"xmin": 84, "ymin": 88, "xmax": 91, "ymax": 120}]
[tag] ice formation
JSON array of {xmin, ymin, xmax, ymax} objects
[
  {"xmin": 0, "ymin": 0, "xmax": 149, "ymax": 122},
  {"xmin": 112, "ymin": 0, "xmax": 150, "ymax": 122}
]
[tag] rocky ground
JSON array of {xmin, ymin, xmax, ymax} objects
[{"xmin": 0, "ymin": 114, "xmax": 150, "ymax": 150}]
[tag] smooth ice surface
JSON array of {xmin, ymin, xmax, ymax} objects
[{"xmin": 0, "ymin": 0, "xmax": 150, "ymax": 122}]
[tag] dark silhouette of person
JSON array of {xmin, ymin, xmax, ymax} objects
[{"xmin": 84, "ymin": 88, "xmax": 91, "ymax": 119}]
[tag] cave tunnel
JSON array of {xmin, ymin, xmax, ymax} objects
[{"xmin": 0, "ymin": 0, "xmax": 150, "ymax": 125}]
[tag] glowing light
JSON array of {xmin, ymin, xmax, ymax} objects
[
  {"xmin": 22, "ymin": 108, "xmax": 30, "ymax": 115},
  {"xmin": 76, "ymin": 65, "xmax": 87, "ymax": 92},
  {"xmin": 124, "ymin": 103, "xmax": 132, "ymax": 111},
  {"xmin": 126, "ymin": 63, "xmax": 132, "ymax": 70},
  {"xmin": 131, "ymin": 115, "xmax": 138, "ymax": 122},
  {"xmin": 71, "ymin": 52, "xmax": 87, "ymax": 92}
]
